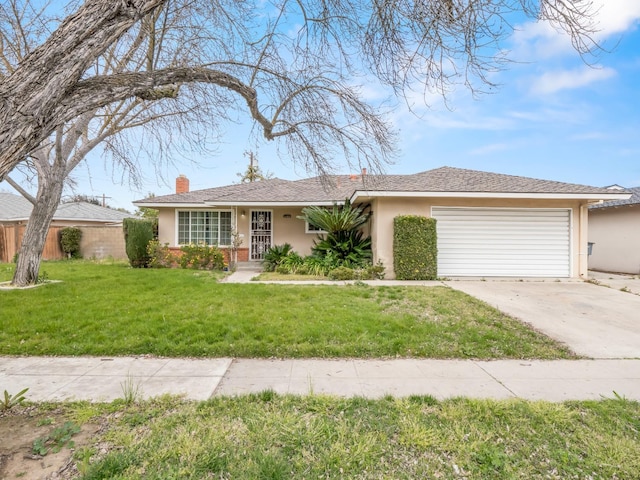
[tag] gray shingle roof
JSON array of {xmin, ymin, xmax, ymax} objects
[
  {"xmin": 357, "ymin": 167, "xmax": 621, "ymax": 194},
  {"xmin": 54, "ymin": 202, "xmax": 133, "ymax": 222},
  {"xmin": 0, "ymin": 192, "xmax": 33, "ymax": 220},
  {"xmin": 134, "ymin": 166, "xmax": 625, "ymax": 205},
  {"xmin": 589, "ymin": 187, "xmax": 640, "ymax": 209},
  {"xmin": 0, "ymin": 192, "xmax": 133, "ymax": 223}
]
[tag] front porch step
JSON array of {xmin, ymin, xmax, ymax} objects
[{"xmin": 235, "ymin": 261, "xmax": 263, "ymax": 271}]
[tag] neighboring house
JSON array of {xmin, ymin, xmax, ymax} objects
[
  {"xmin": 133, "ymin": 167, "xmax": 629, "ymax": 279},
  {"xmin": 588, "ymin": 186, "xmax": 640, "ymax": 274},
  {"xmin": 0, "ymin": 192, "xmax": 133, "ymax": 262}
]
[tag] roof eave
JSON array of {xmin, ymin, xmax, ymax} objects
[
  {"xmin": 203, "ymin": 201, "xmax": 340, "ymax": 207},
  {"xmin": 52, "ymin": 217, "xmax": 128, "ymax": 223},
  {"xmin": 133, "ymin": 200, "xmax": 342, "ymax": 207},
  {"xmin": 132, "ymin": 202, "xmax": 211, "ymax": 208},
  {"xmin": 350, "ymin": 190, "xmax": 633, "ymax": 202}
]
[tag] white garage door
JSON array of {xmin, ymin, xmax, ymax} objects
[{"xmin": 432, "ymin": 207, "xmax": 571, "ymax": 277}]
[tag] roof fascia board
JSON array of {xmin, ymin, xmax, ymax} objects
[
  {"xmin": 350, "ymin": 190, "xmax": 632, "ymax": 201},
  {"xmin": 132, "ymin": 202, "xmax": 215, "ymax": 208},
  {"xmin": 51, "ymin": 218, "xmax": 125, "ymax": 223},
  {"xmin": 133, "ymin": 201, "xmax": 342, "ymax": 208},
  {"xmin": 203, "ymin": 201, "xmax": 341, "ymax": 207}
]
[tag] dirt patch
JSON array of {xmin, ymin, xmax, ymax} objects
[{"xmin": 0, "ymin": 407, "xmax": 99, "ymax": 480}]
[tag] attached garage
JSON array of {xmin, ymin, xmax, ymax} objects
[{"xmin": 432, "ymin": 207, "xmax": 571, "ymax": 277}]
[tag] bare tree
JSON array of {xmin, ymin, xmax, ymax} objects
[
  {"xmin": 0, "ymin": 0, "xmax": 600, "ymax": 180},
  {"xmin": 2, "ymin": 2, "xmax": 218, "ymax": 285},
  {"xmin": 0, "ymin": 0, "xmax": 600, "ymax": 285}
]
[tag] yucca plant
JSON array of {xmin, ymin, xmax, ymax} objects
[
  {"xmin": 300, "ymin": 199, "xmax": 372, "ymax": 268},
  {"xmin": 300, "ymin": 199, "xmax": 370, "ymax": 233},
  {"xmin": 312, "ymin": 230, "xmax": 372, "ymax": 267}
]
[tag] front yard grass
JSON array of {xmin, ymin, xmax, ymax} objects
[
  {"xmin": 18, "ymin": 393, "xmax": 640, "ymax": 479},
  {"xmin": 0, "ymin": 261, "xmax": 574, "ymax": 359}
]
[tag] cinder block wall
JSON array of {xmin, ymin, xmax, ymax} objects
[{"xmin": 79, "ymin": 226, "xmax": 127, "ymax": 260}]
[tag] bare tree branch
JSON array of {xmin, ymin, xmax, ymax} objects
[
  {"xmin": 4, "ymin": 174, "xmax": 36, "ymax": 204},
  {"xmin": 0, "ymin": 0, "xmax": 167, "ymax": 180}
]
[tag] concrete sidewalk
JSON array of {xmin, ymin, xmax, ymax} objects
[{"xmin": 2, "ymin": 356, "xmax": 639, "ymax": 403}]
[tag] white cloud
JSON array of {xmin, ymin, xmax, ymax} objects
[
  {"xmin": 592, "ymin": 0, "xmax": 640, "ymax": 36},
  {"xmin": 530, "ymin": 66, "xmax": 616, "ymax": 94},
  {"xmin": 511, "ymin": 21, "xmax": 576, "ymax": 60},
  {"xmin": 511, "ymin": 0, "xmax": 640, "ymax": 61}
]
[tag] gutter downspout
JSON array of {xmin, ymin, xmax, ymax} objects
[
  {"xmin": 234, "ymin": 206, "xmax": 239, "ymax": 267},
  {"xmin": 578, "ymin": 203, "xmax": 589, "ymax": 279}
]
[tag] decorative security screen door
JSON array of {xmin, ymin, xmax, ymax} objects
[{"xmin": 250, "ymin": 210, "xmax": 272, "ymax": 260}]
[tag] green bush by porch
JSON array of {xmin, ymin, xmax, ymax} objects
[{"xmin": 123, "ymin": 218, "xmax": 154, "ymax": 268}]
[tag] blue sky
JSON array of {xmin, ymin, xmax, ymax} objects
[{"xmin": 3, "ymin": 0, "xmax": 640, "ymax": 211}]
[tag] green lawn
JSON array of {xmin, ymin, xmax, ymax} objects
[
  {"xmin": 0, "ymin": 260, "xmax": 574, "ymax": 359},
  {"xmin": 40, "ymin": 394, "xmax": 640, "ymax": 479}
]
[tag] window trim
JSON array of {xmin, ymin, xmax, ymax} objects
[
  {"xmin": 305, "ymin": 221, "xmax": 326, "ymax": 234},
  {"xmin": 175, "ymin": 209, "xmax": 234, "ymax": 246}
]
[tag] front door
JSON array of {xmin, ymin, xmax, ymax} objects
[{"xmin": 250, "ymin": 210, "xmax": 272, "ymax": 260}]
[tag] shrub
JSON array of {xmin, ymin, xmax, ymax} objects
[
  {"xmin": 273, "ymin": 252, "xmax": 304, "ymax": 274},
  {"xmin": 365, "ymin": 261, "xmax": 386, "ymax": 280},
  {"xmin": 280, "ymin": 251, "xmax": 303, "ymax": 269},
  {"xmin": 263, "ymin": 243, "xmax": 295, "ymax": 272},
  {"xmin": 328, "ymin": 266, "xmax": 355, "ymax": 280},
  {"xmin": 298, "ymin": 256, "xmax": 329, "ymax": 276},
  {"xmin": 147, "ymin": 240, "xmax": 177, "ymax": 268},
  {"xmin": 59, "ymin": 227, "xmax": 82, "ymax": 259},
  {"xmin": 393, "ymin": 215, "xmax": 437, "ymax": 280},
  {"xmin": 179, "ymin": 243, "xmax": 224, "ymax": 270},
  {"xmin": 328, "ymin": 261, "xmax": 386, "ymax": 281},
  {"xmin": 311, "ymin": 230, "xmax": 372, "ymax": 268},
  {"xmin": 123, "ymin": 218, "xmax": 154, "ymax": 268}
]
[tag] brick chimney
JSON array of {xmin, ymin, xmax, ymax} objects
[{"xmin": 176, "ymin": 175, "xmax": 190, "ymax": 194}]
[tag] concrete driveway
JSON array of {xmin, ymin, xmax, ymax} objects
[
  {"xmin": 444, "ymin": 280, "xmax": 640, "ymax": 359},
  {"xmin": 589, "ymin": 271, "xmax": 640, "ymax": 295}
]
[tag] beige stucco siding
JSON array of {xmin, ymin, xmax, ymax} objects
[
  {"xmin": 588, "ymin": 206, "xmax": 640, "ymax": 274},
  {"xmin": 369, "ymin": 197, "xmax": 588, "ymax": 279},
  {"xmin": 157, "ymin": 208, "xmax": 177, "ymax": 246}
]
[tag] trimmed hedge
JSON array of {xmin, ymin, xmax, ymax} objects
[
  {"xmin": 123, "ymin": 218, "xmax": 154, "ymax": 268},
  {"xmin": 59, "ymin": 227, "xmax": 83, "ymax": 259},
  {"xmin": 393, "ymin": 215, "xmax": 438, "ymax": 280}
]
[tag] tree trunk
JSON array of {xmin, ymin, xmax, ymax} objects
[{"xmin": 11, "ymin": 171, "xmax": 65, "ymax": 286}]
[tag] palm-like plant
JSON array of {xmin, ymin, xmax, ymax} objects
[
  {"xmin": 299, "ymin": 199, "xmax": 372, "ymax": 267},
  {"xmin": 262, "ymin": 243, "xmax": 294, "ymax": 272},
  {"xmin": 301, "ymin": 199, "xmax": 370, "ymax": 233}
]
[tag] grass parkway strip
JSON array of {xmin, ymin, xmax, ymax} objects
[{"xmin": 3, "ymin": 394, "xmax": 639, "ymax": 479}]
